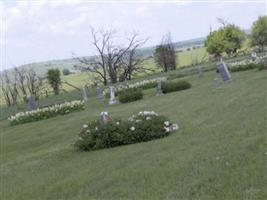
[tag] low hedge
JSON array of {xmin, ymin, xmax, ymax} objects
[
  {"xmin": 162, "ymin": 80, "xmax": 191, "ymax": 94},
  {"xmin": 230, "ymin": 63, "xmax": 264, "ymax": 72},
  {"xmin": 75, "ymin": 111, "xmax": 178, "ymax": 151},
  {"xmin": 118, "ymin": 88, "xmax": 143, "ymax": 103}
]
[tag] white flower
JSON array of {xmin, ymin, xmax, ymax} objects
[
  {"xmin": 116, "ymin": 121, "xmax": 120, "ymax": 125},
  {"xmin": 130, "ymin": 126, "xmax": 135, "ymax": 131},
  {"xmin": 83, "ymin": 124, "xmax": 88, "ymax": 128},
  {"xmin": 164, "ymin": 127, "xmax": 170, "ymax": 132},
  {"xmin": 164, "ymin": 121, "xmax": 170, "ymax": 126},
  {"xmin": 95, "ymin": 127, "xmax": 98, "ymax": 131},
  {"xmin": 146, "ymin": 116, "xmax": 151, "ymax": 120}
]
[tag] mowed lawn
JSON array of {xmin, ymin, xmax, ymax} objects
[{"xmin": 0, "ymin": 70, "xmax": 266, "ymax": 200}]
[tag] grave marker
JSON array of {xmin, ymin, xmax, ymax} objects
[
  {"xmin": 109, "ymin": 86, "xmax": 117, "ymax": 105},
  {"xmin": 156, "ymin": 80, "xmax": 163, "ymax": 96},
  {"xmin": 217, "ymin": 58, "xmax": 231, "ymax": 82},
  {"xmin": 28, "ymin": 95, "xmax": 38, "ymax": 110}
]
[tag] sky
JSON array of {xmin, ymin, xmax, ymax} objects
[{"xmin": 1, "ymin": 0, "xmax": 266, "ymax": 70}]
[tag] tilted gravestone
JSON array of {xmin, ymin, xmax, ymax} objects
[
  {"xmin": 217, "ymin": 58, "xmax": 231, "ymax": 82},
  {"xmin": 109, "ymin": 86, "xmax": 117, "ymax": 105},
  {"xmin": 156, "ymin": 80, "xmax": 163, "ymax": 96},
  {"xmin": 28, "ymin": 95, "xmax": 38, "ymax": 110},
  {"xmin": 96, "ymin": 85, "xmax": 104, "ymax": 100}
]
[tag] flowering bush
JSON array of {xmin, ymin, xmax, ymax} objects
[
  {"xmin": 228, "ymin": 54, "xmax": 267, "ymax": 67},
  {"xmin": 8, "ymin": 100, "xmax": 85, "ymax": 125},
  {"xmin": 118, "ymin": 88, "xmax": 143, "ymax": 103},
  {"xmin": 75, "ymin": 111, "xmax": 179, "ymax": 151},
  {"xmin": 103, "ymin": 77, "xmax": 167, "ymax": 96},
  {"xmin": 162, "ymin": 80, "xmax": 191, "ymax": 94}
]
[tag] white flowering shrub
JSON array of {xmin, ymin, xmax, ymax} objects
[
  {"xmin": 8, "ymin": 100, "xmax": 85, "ymax": 125},
  {"xmin": 228, "ymin": 54, "xmax": 267, "ymax": 67},
  {"xmin": 104, "ymin": 77, "xmax": 167, "ymax": 96},
  {"xmin": 75, "ymin": 111, "xmax": 179, "ymax": 151}
]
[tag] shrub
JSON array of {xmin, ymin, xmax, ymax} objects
[
  {"xmin": 47, "ymin": 69, "xmax": 61, "ymax": 95},
  {"xmin": 230, "ymin": 63, "xmax": 263, "ymax": 72},
  {"xmin": 118, "ymin": 88, "xmax": 143, "ymax": 103},
  {"xmin": 62, "ymin": 68, "xmax": 71, "ymax": 75},
  {"xmin": 75, "ymin": 111, "xmax": 179, "ymax": 151},
  {"xmin": 8, "ymin": 100, "xmax": 85, "ymax": 125},
  {"xmin": 162, "ymin": 80, "xmax": 191, "ymax": 94}
]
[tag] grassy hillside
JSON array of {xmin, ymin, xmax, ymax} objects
[{"xmin": 1, "ymin": 69, "xmax": 266, "ymax": 199}]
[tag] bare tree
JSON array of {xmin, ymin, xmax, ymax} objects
[
  {"xmin": 119, "ymin": 36, "xmax": 150, "ymax": 81},
  {"xmin": 25, "ymin": 68, "xmax": 43, "ymax": 100},
  {"xmin": 14, "ymin": 67, "xmax": 28, "ymax": 102},
  {"xmin": 154, "ymin": 33, "xmax": 177, "ymax": 72},
  {"xmin": 77, "ymin": 28, "xmax": 149, "ymax": 85},
  {"xmin": 0, "ymin": 71, "xmax": 19, "ymax": 106}
]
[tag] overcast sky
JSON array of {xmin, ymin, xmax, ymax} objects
[{"xmin": 1, "ymin": 0, "xmax": 266, "ymax": 70}]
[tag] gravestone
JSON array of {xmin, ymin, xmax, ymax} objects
[
  {"xmin": 251, "ymin": 51, "xmax": 257, "ymax": 61},
  {"xmin": 197, "ymin": 65, "xmax": 203, "ymax": 78},
  {"xmin": 96, "ymin": 85, "xmax": 104, "ymax": 100},
  {"xmin": 100, "ymin": 111, "xmax": 110, "ymax": 125},
  {"xmin": 82, "ymin": 85, "xmax": 89, "ymax": 101},
  {"xmin": 156, "ymin": 80, "xmax": 163, "ymax": 96},
  {"xmin": 217, "ymin": 58, "xmax": 231, "ymax": 82},
  {"xmin": 28, "ymin": 95, "xmax": 38, "ymax": 110},
  {"xmin": 109, "ymin": 86, "xmax": 117, "ymax": 105}
]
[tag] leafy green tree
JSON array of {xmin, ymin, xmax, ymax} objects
[
  {"xmin": 251, "ymin": 16, "xmax": 267, "ymax": 51},
  {"xmin": 47, "ymin": 69, "xmax": 61, "ymax": 95},
  {"xmin": 205, "ymin": 24, "xmax": 245, "ymax": 58}
]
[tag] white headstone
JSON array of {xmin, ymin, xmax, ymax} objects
[
  {"xmin": 82, "ymin": 86, "xmax": 88, "ymax": 101},
  {"xmin": 251, "ymin": 52, "xmax": 257, "ymax": 61},
  {"xmin": 109, "ymin": 86, "xmax": 117, "ymax": 105},
  {"xmin": 100, "ymin": 111, "xmax": 110, "ymax": 124}
]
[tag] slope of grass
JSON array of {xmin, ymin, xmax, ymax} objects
[{"xmin": 1, "ymin": 70, "xmax": 266, "ymax": 199}]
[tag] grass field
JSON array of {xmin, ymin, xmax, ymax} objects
[{"xmin": 1, "ymin": 69, "xmax": 266, "ymax": 199}]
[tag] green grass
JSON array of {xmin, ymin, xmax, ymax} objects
[{"xmin": 1, "ymin": 69, "xmax": 266, "ymax": 199}]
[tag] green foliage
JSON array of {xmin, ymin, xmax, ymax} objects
[
  {"xmin": 118, "ymin": 88, "xmax": 143, "ymax": 103},
  {"xmin": 205, "ymin": 24, "xmax": 245, "ymax": 57},
  {"xmin": 47, "ymin": 69, "xmax": 61, "ymax": 95},
  {"xmin": 62, "ymin": 68, "xmax": 71, "ymax": 76},
  {"xmin": 75, "ymin": 112, "xmax": 176, "ymax": 151},
  {"xmin": 162, "ymin": 80, "xmax": 191, "ymax": 94},
  {"xmin": 230, "ymin": 63, "xmax": 264, "ymax": 72},
  {"xmin": 251, "ymin": 15, "xmax": 267, "ymax": 50}
]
